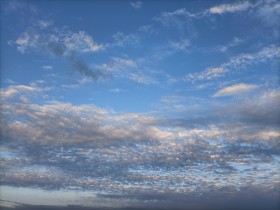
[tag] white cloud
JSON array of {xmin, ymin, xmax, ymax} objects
[
  {"xmin": 0, "ymin": 84, "xmax": 48, "ymax": 98},
  {"xmin": 15, "ymin": 32, "xmax": 40, "ymax": 53},
  {"xmin": 187, "ymin": 67, "xmax": 225, "ymax": 81},
  {"xmin": 213, "ymin": 83, "xmax": 257, "ymax": 97},
  {"xmin": 36, "ymin": 19, "xmax": 53, "ymax": 29},
  {"xmin": 15, "ymin": 30, "xmax": 104, "ymax": 54},
  {"xmin": 42, "ymin": 65, "xmax": 53, "ymax": 70},
  {"xmin": 209, "ymin": 1, "xmax": 251, "ymax": 14},
  {"xmin": 218, "ymin": 37, "xmax": 243, "ymax": 52},
  {"xmin": 128, "ymin": 73, "xmax": 157, "ymax": 85},
  {"xmin": 112, "ymin": 57, "xmax": 136, "ymax": 67},
  {"xmin": 95, "ymin": 57, "xmax": 137, "ymax": 78},
  {"xmin": 111, "ymin": 31, "xmax": 140, "ymax": 47},
  {"xmin": 256, "ymin": 1, "xmax": 280, "ymax": 26},
  {"xmin": 155, "ymin": 1, "xmax": 253, "ymax": 26},
  {"xmin": 63, "ymin": 31, "xmax": 103, "ymax": 53},
  {"xmin": 186, "ymin": 45, "xmax": 280, "ymax": 81},
  {"xmin": 109, "ymin": 88, "xmax": 125, "ymax": 93},
  {"xmin": 169, "ymin": 39, "xmax": 190, "ymax": 50},
  {"xmin": 0, "ymin": 100, "xmax": 171, "ymax": 145},
  {"xmin": 130, "ymin": 1, "xmax": 142, "ymax": 9}
]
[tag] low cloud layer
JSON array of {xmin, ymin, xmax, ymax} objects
[{"xmin": 1, "ymin": 83, "xmax": 279, "ymax": 209}]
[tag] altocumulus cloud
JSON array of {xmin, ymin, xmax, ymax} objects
[{"xmin": 0, "ymin": 84, "xmax": 279, "ymax": 208}]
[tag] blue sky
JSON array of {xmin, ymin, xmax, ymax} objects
[{"xmin": 0, "ymin": 0, "xmax": 279, "ymax": 209}]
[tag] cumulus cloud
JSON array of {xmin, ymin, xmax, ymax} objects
[{"xmin": 213, "ymin": 83, "xmax": 257, "ymax": 97}]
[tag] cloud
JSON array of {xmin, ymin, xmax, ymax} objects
[
  {"xmin": 109, "ymin": 88, "xmax": 125, "ymax": 93},
  {"xmin": 94, "ymin": 57, "xmax": 137, "ymax": 80},
  {"xmin": 111, "ymin": 31, "xmax": 140, "ymax": 47},
  {"xmin": 154, "ymin": 1, "xmax": 253, "ymax": 26},
  {"xmin": 0, "ymin": 95, "xmax": 168, "ymax": 145},
  {"xmin": 208, "ymin": 1, "xmax": 251, "ymax": 14},
  {"xmin": 187, "ymin": 67, "xmax": 225, "ymax": 80},
  {"xmin": 130, "ymin": 1, "xmax": 142, "ymax": 10},
  {"xmin": 213, "ymin": 83, "xmax": 257, "ymax": 97},
  {"xmin": 36, "ymin": 19, "xmax": 53, "ymax": 29},
  {"xmin": 42, "ymin": 65, "xmax": 53, "ymax": 70},
  {"xmin": 153, "ymin": 8, "xmax": 198, "ymax": 34},
  {"xmin": 1, "ymin": 83, "xmax": 279, "ymax": 208},
  {"xmin": 0, "ymin": 83, "xmax": 49, "ymax": 99},
  {"xmin": 111, "ymin": 57, "xmax": 136, "ymax": 67},
  {"xmin": 256, "ymin": 0, "xmax": 280, "ymax": 27},
  {"xmin": 217, "ymin": 37, "xmax": 243, "ymax": 52},
  {"xmin": 63, "ymin": 31, "xmax": 103, "ymax": 53},
  {"xmin": 14, "ymin": 29, "xmax": 105, "ymax": 80},
  {"xmin": 169, "ymin": 38, "xmax": 190, "ymax": 51},
  {"xmin": 15, "ymin": 29, "xmax": 104, "ymax": 55},
  {"xmin": 128, "ymin": 73, "xmax": 157, "ymax": 84},
  {"xmin": 155, "ymin": 89, "xmax": 280, "ymax": 141},
  {"xmin": 68, "ymin": 53, "xmax": 105, "ymax": 81},
  {"xmin": 186, "ymin": 45, "xmax": 280, "ymax": 81},
  {"xmin": 2, "ymin": 0, "xmax": 38, "ymax": 14}
]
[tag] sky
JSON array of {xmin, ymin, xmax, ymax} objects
[{"xmin": 0, "ymin": 0, "xmax": 279, "ymax": 209}]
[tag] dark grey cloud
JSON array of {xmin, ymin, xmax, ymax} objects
[{"xmin": 68, "ymin": 53, "xmax": 104, "ymax": 81}]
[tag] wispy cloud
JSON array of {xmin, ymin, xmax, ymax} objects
[
  {"xmin": 186, "ymin": 45, "xmax": 280, "ymax": 81},
  {"xmin": 35, "ymin": 19, "xmax": 53, "ymax": 29},
  {"xmin": 14, "ymin": 28, "xmax": 105, "ymax": 81},
  {"xmin": 154, "ymin": 1, "xmax": 254, "ymax": 26},
  {"xmin": 255, "ymin": 0, "xmax": 280, "ymax": 27},
  {"xmin": 130, "ymin": 1, "xmax": 143, "ymax": 10},
  {"xmin": 128, "ymin": 72, "xmax": 157, "ymax": 85},
  {"xmin": 213, "ymin": 83, "xmax": 257, "ymax": 97},
  {"xmin": 208, "ymin": 1, "xmax": 251, "ymax": 14},
  {"xmin": 15, "ymin": 30, "xmax": 103, "ymax": 54},
  {"xmin": 109, "ymin": 88, "xmax": 125, "ymax": 93},
  {"xmin": 110, "ymin": 31, "xmax": 140, "ymax": 47},
  {"xmin": 0, "ymin": 82, "xmax": 49, "ymax": 99},
  {"xmin": 42, "ymin": 65, "xmax": 53, "ymax": 70},
  {"xmin": 63, "ymin": 31, "xmax": 103, "ymax": 53},
  {"xmin": 169, "ymin": 38, "xmax": 190, "ymax": 51},
  {"xmin": 187, "ymin": 67, "xmax": 225, "ymax": 80},
  {"xmin": 217, "ymin": 37, "xmax": 243, "ymax": 52}
]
